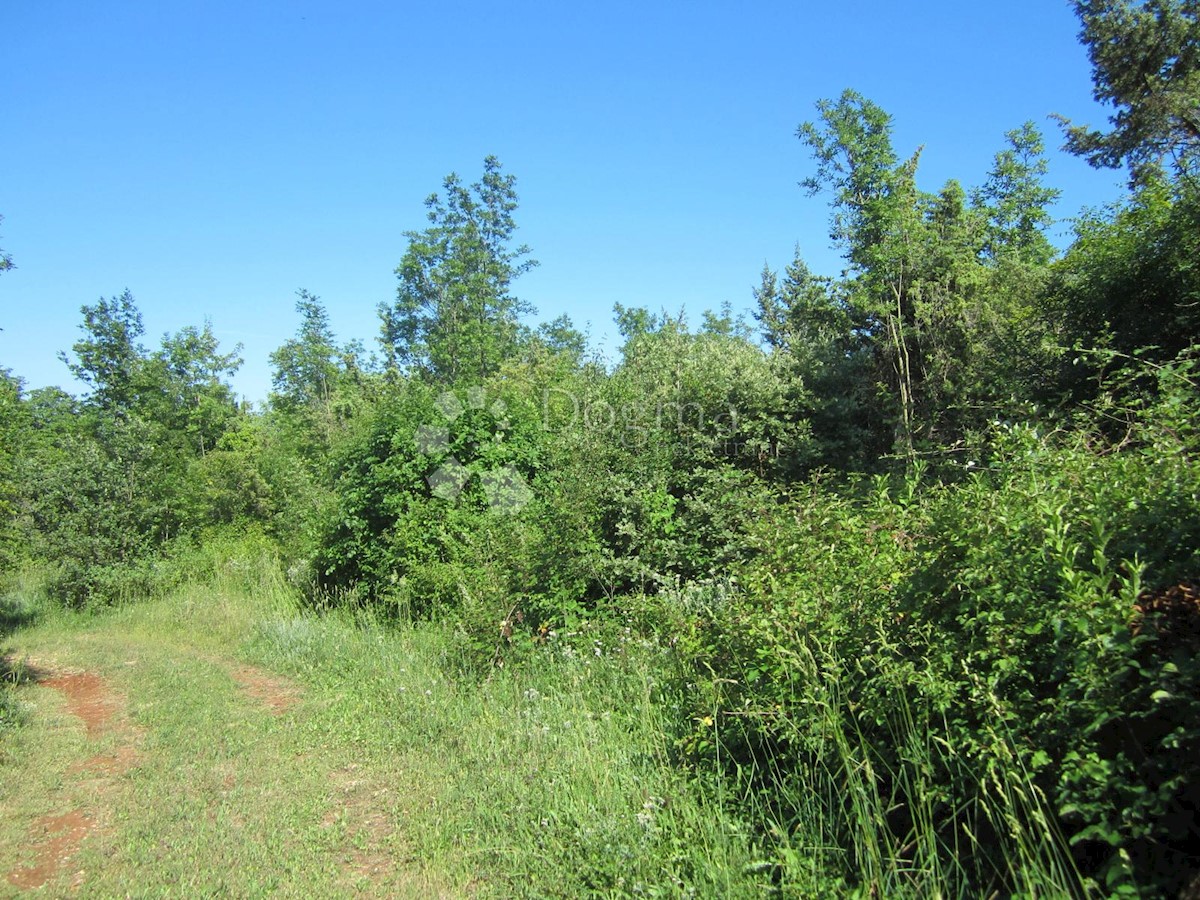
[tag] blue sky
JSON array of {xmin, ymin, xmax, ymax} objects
[{"xmin": 2, "ymin": 0, "xmax": 1128, "ymax": 403}]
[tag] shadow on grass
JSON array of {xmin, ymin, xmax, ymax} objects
[
  {"xmin": 0, "ymin": 588, "xmax": 48, "ymax": 697},
  {"xmin": 0, "ymin": 591, "xmax": 39, "ymax": 641},
  {"xmin": 0, "ymin": 654, "xmax": 49, "ymax": 687},
  {"xmin": 1, "ymin": 645, "xmax": 51, "ymax": 731}
]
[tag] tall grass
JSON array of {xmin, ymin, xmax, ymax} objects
[
  {"xmin": 246, "ymin": 601, "xmax": 770, "ymax": 896},
  {"xmin": 698, "ymin": 635, "xmax": 1083, "ymax": 898},
  {"xmin": 141, "ymin": 537, "xmax": 1088, "ymax": 896}
]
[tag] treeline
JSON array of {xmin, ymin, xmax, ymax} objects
[{"xmin": 4, "ymin": 1, "xmax": 1200, "ymax": 894}]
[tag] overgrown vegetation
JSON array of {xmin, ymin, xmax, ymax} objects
[{"xmin": 4, "ymin": 2, "xmax": 1200, "ymax": 895}]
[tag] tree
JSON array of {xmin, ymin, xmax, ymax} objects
[
  {"xmin": 271, "ymin": 289, "xmax": 342, "ymax": 412},
  {"xmin": 973, "ymin": 123, "xmax": 1061, "ymax": 265},
  {"xmin": 1057, "ymin": 0, "xmax": 1200, "ymax": 183},
  {"xmin": 0, "ymin": 214, "xmax": 13, "ymax": 276},
  {"xmin": 147, "ymin": 321, "xmax": 243, "ymax": 456},
  {"xmin": 1051, "ymin": 172, "xmax": 1200, "ymax": 366},
  {"xmin": 0, "ymin": 370, "xmax": 28, "ymax": 568},
  {"xmin": 534, "ymin": 314, "xmax": 588, "ymax": 360},
  {"xmin": 798, "ymin": 90, "xmax": 930, "ymax": 461},
  {"xmin": 60, "ymin": 289, "xmax": 147, "ymax": 415},
  {"xmin": 797, "ymin": 93, "xmax": 1057, "ymax": 459},
  {"xmin": 755, "ymin": 248, "xmax": 881, "ymax": 470},
  {"xmin": 270, "ymin": 289, "xmax": 370, "ymax": 456},
  {"xmin": 43, "ymin": 293, "xmax": 250, "ymax": 602},
  {"xmin": 379, "ymin": 156, "xmax": 538, "ymax": 383},
  {"xmin": 59, "ymin": 290, "xmax": 242, "ymax": 454}
]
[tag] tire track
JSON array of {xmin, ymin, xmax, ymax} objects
[{"xmin": 4, "ymin": 666, "xmax": 140, "ymax": 891}]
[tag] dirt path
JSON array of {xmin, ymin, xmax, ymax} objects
[
  {"xmin": 4, "ymin": 666, "xmax": 140, "ymax": 891},
  {"xmin": 227, "ymin": 662, "xmax": 303, "ymax": 715},
  {"xmin": 1, "ymin": 658, "xmax": 310, "ymax": 893},
  {"xmin": 0, "ymin": 647, "xmax": 450, "ymax": 897}
]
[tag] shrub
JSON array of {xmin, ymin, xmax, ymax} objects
[{"xmin": 664, "ymin": 368, "xmax": 1200, "ymax": 895}]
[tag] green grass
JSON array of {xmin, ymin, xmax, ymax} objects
[
  {"xmin": 247, "ymin": 611, "xmax": 768, "ymax": 897},
  {"xmin": 0, "ymin": 577, "xmax": 458, "ymax": 897},
  {"xmin": 0, "ymin": 562, "xmax": 769, "ymax": 897}
]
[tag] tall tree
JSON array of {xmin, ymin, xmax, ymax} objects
[
  {"xmin": 974, "ymin": 123, "xmax": 1061, "ymax": 265},
  {"xmin": 147, "ymin": 321, "xmax": 243, "ymax": 456},
  {"xmin": 0, "ymin": 370, "xmax": 28, "ymax": 568},
  {"xmin": 797, "ymin": 94, "xmax": 1053, "ymax": 458},
  {"xmin": 271, "ymin": 289, "xmax": 341, "ymax": 412},
  {"xmin": 1057, "ymin": 0, "xmax": 1200, "ymax": 183},
  {"xmin": 40, "ymin": 296, "xmax": 249, "ymax": 601},
  {"xmin": 379, "ymin": 156, "xmax": 538, "ymax": 383},
  {"xmin": 755, "ymin": 248, "xmax": 880, "ymax": 470},
  {"xmin": 534, "ymin": 314, "xmax": 587, "ymax": 360},
  {"xmin": 270, "ymin": 289, "xmax": 368, "ymax": 454},
  {"xmin": 60, "ymin": 289, "xmax": 147, "ymax": 415},
  {"xmin": 1051, "ymin": 173, "xmax": 1200, "ymax": 364},
  {"xmin": 799, "ymin": 90, "xmax": 929, "ymax": 461}
]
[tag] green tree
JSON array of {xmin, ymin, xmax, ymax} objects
[
  {"xmin": 36, "ymin": 293, "xmax": 250, "ymax": 602},
  {"xmin": 61, "ymin": 291, "xmax": 242, "ymax": 449},
  {"xmin": 613, "ymin": 303, "xmax": 674, "ymax": 342},
  {"xmin": 379, "ymin": 156, "xmax": 538, "ymax": 383},
  {"xmin": 798, "ymin": 95, "xmax": 1055, "ymax": 459},
  {"xmin": 270, "ymin": 289, "xmax": 374, "ymax": 460},
  {"xmin": 533, "ymin": 314, "xmax": 587, "ymax": 361},
  {"xmin": 270, "ymin": 289, "xmax": 341, "ymax": 413},
  {"xmin": 60, "ymin": 289, "xmax": 146, "ymax": 415},
  {"xmin": 799, "ymin": 90, "xmax": 931, "ymax": 461},
  {"xmin": 973, "ymin": 123, "xmax": 1060, "ymax": 265},
  {"xmin": 1057, "ymin": 0, "xmax": 1200, "ymax": 183},
  {"xmin": 0, "ymin": 214, "xmax": 13, "ymax": 277},
  {"xmin": 1051, "ymin": 173, "xmax": 1200, "ymax": 368},
  {"xmin": 147, "ymin": 321, "xmax": 243, "ymax": 456},
  {"xmin": 24, "ymin": 416, "xmax": 168, "ymax": 605},
  {"xmin": 755, "ymin": 248, "xmax": 880, "ymax": 470},
  {"xmin": 0, "ymin": 370, "xmax": 28, "ymax": 568}
]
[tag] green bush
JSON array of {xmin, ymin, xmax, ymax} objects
[{"xmin": 662, "ymin": 365, "xmax": 1200, "ymax": 896}]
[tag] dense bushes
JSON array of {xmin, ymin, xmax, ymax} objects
[
  {"xmin": 296, "ymin": 338, "xmax": 1200, "ymax": 893},
  {"xmin": 661, "ymin": 362, "xmax": 1200, "ymax": 896}
]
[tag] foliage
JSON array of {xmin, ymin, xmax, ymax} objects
[
  {"xmin": 18, "ymin": 292, "xmax": 251, "ymax": 605},
  {"xmin": 974, "ymin": 122, "xmax": 1061, "ymax": 266},
  {"xmin": 313, "ymin": 375, "xmax": 547, "ymax": 653},
  {"xmin": 664, "ymin": 355, "xmax": 1200, "ymax": 895},
  {"xmin": 379, "ymin": 156, "xmax": 538, "ymax": 383},
  {"xmin": 270, "ymin": 289, "xmax": 342, "ymax": 413},
  {"xmin": 0, "ymin": 372, "xmax": 29, "ymax": 570},
  {"xmin": 268, "ymin": 288, "xmax": 375, "ymax": 471},
  {"xmin": 59, "ymin": 289, "xmax": 148, "ymax": 415},
  {"xmin": 24, "ymin": 418, "xmax": 169, "ymax": 606},
  {"xmin": 1058, "ymin": 0, "xmax": 1200, "ymax": 183},
  {"xmin": 146, "ymin": 320, "xmax": 243, "ymax": 456},
  {"xmin": 796, "ymin": 95, "xmax": 1061, "ymax": 462},
  {"xmin": 1051, "ymin": 173, "xmax": 1200, "ymax": 379},
  {"xmin": 5, "ymin": 17, "xmax": 1200, "ymax": 891},
  {"xmin": 754, "ymin": 250, "xmax": 882, "ymax": 471}
]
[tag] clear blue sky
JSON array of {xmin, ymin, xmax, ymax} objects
[{"xmin": 2, "ymin": 0, "xmax": 1128, "ymax": 403}]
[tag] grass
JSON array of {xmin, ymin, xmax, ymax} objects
[
  {"xmin": 0, "ymin": 541, "xmax": 1098, "ymax": 898},
  {"xmin": 0, "ymin": 559, "xmax": 770, "ymax": 897},
  {"xmin": 1, "ymin": 546, "xmax": 1084, "ymax": 897}
]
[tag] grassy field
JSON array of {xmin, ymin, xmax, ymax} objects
[{"xmin": 0, "ymin": 561, "xmax": 768, "ymax": 898}]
